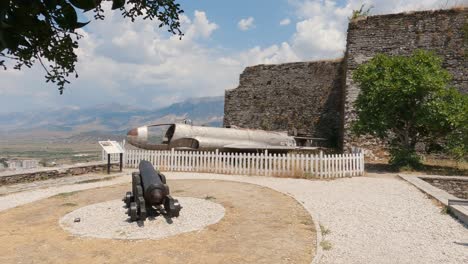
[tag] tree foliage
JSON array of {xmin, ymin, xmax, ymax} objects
[
  {"xmin": 352, "ymin": 50, "xmax": 468, "ymax": 167},
  {"xmin": 0, "ymin": 0, "xmax": 183, "ymax": 94}
]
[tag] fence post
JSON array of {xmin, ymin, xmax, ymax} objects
[
  {"xmin": 360, "ymin": 151, "xmax": 365, "ymax": 175},
  {"xmin": 319, "ymin": 151, "xmax": 323, "ymax": 179},
  {"xmin": 123, "ymin": 149, "xmax": 127, "ymax": 168},
  {"xmin": 215, "ymin": 149, "xmax": 219, "ymax": 174},
  {"xmin": 170, "ymin": 148, "xmax": 175, "ymax": 171}
]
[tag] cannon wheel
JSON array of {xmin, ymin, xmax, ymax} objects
[
  {"xmin": 171, "ymin": 200, "xmax": 180, "ymax": 217},
  {"xmin": 124, "ymin": 192, "xmax": 133, "ymax": 208},
  {"xmin": 164, "ymin": 196, "xmax": 181, "ymax": 217},
  {"xmin": 132, "ymin": 172, "xmax": 141, "ymax": 195},
  {"xmin": 129, "ymin": 202, "xmax": 138, "ymax": 221},
  {"xmin": 159, "ymin": 173, "xmax": 166, "ymax": 184},
  {"xmin": 138, "ymin": 196, "xmax": 147, "ymax": 220}
]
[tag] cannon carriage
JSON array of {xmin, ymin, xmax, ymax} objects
[{"xmin": 123, "ymin": 160, "xmax": 181, "ymax": 222}]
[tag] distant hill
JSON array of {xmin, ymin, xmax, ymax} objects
[{"xmin": 0, "ymin": 96, "xmax": 224, "ymax": 142}]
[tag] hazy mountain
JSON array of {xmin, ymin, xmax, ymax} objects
[{"xmin": 0, "ymin": 96, "xmax": 224, "ymax": 141}]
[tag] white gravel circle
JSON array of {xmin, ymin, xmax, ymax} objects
[{"xmin": 59, "ymin": 197, "xmax": 225, "ymax": 240}]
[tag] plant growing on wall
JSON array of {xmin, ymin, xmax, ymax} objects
[
  {"xmin": 350, "ymin": 4, "xmax": 373, "ymax": 20},
  {"xmin": 352, "ymin": 50, "xmax": 467, "ymax": 168}
]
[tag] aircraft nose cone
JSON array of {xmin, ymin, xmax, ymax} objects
[{"xmin": 128, "ymin": 128, "xmax": 138, "ymax": 136}]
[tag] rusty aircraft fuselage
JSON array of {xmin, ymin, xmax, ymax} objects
[{"xmin": 126, "ymin": 123, "xmax": 320, "ymax": 152}]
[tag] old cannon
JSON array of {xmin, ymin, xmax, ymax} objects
[{"xmin": 123, "ymin": 160, "xmax": 181, "ymax": 221}]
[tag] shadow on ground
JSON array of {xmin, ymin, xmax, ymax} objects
[{"xmin": 365, "ymin": 162, "xmax": 468, "ymax": 176}]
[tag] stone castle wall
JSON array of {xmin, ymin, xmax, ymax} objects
[
  {"xmin": 343, "ymin": 8, "xmax": 467, "ymax": 151},
  {"xmin": 224, "ymin": 8, "xmax": 467, "ymax": 153},
  {"xmin": 224, "ymin": 60, "xmax": 344, "ymax": 147}
]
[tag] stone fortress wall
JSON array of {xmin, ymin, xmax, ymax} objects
[
  {"xmin": 343, "ymin": 8, "xmax": 467, "ymax": 152},
  {"xmin": 224, "ymin": 60, "xmax": 345, "ymax": 147},
  {"xmin": 224, "ymin": 8, "xmax": 467, "ymax": 153}
]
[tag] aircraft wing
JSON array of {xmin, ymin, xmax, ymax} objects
[{"xmin": 222, "ymin": 144, "xmax": 317, "ymax": 151}]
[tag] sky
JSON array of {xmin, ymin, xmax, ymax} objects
[{"xmin": 0, "ymin": 0, "xmax": 465, "ymax": 113}]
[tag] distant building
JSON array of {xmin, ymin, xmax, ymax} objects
[
  {"xmin": 6, "ymin": 160, "xmax": 21, "ymax": 169},
  {"xmin": 6, "ymin": 159, "xmax": 39, "ymax": 170},
  {"xmin": 22, "ymin": 159, "xmax": 39, "ymax": 169}
]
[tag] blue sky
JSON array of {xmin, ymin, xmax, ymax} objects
[
  {"xmin": 0, "ymin": 0, "xmax": 463, "ymax": 113},
  {"xmin": 177, "ymin": 0, "xmax": 297, "ymax": 50}
]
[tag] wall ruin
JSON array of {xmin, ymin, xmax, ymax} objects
[{"xmin": 224, "ymin": 60, "xmax": 344, "ymax": 147}]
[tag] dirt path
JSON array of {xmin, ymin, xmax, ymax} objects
[{"xmin": 0, "ymin": 180, "xmax": 315, "ymax": 264}]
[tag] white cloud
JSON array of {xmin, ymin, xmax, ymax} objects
[
  {"xmin": 279, "ymin": 18, "xmax": 291, "ymax": 25},
  {"xmin": 238, "ymin": 17, "xmax": 255, "ymax": 31},
  {"xmin": 238, "ymin": 42, "xmax": 300, "ymax": 65},
  {"xmin": 0, "ymin": 0, "xmax": 464, "ymax": 113},
  {"xmin": 185, "ymin": 10, "xmax": 219, "ymax": 39},
  {"xmin": 288, "ymin": 0, "xmax": 351, "ymax": 60},
  {"xmin": 0, "ymin": 5, "xmax": 242, "ymax": 112}
]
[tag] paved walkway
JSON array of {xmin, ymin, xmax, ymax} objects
[{"xmin": 0, "ymin": 171, "xmax": 466, "ymax": 264}]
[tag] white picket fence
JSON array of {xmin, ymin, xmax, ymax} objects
[{"xmin": 120, "ymin": 149, "xmax": 364, "ymax": 178}]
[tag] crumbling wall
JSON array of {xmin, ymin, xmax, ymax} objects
[
  {"xmin": 224, "ymin": 60, "xmax": 344, "ymax": 147},
  {"xmin": 0, "ymin": 162, "xmax": 120, "ymax": 185},
  {"xmin": 344, "ymin": 8, "xmax": 468, "ymax": 152}
]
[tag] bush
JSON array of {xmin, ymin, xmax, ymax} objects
[
  {"xmin": 352, "ymin": 50, "xmax": 467, "ymax": 168},
  {"xmin": 389, "ymin": 148, "xmax": 422, "ymax": 169}
]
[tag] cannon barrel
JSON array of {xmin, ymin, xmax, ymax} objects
[
  {"xmin": 124, "ymin": 160, "xmax": 181, "ymax": 221},
  {"xmin": 139, "ymin": 160, "xmax": 168, "ymax": 206}
]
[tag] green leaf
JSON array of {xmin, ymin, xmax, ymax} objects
[
  {"xmin": 0, "ymin": 28, "xmax": 20, "ymax": 50},
  {"xmin": 112, "ymin": 0, "xmax": 125, "ymax": 10},
  {"xmin": 44, "ymin": 0, "xmax": 58, "ymax": 9},
  {"xmin": 74, "ymin": 21, "xmax": 90, "ymax": 29},
  {"xmin": 0, "ymin": 30, "xmax": 6, "ymax": 51},
  {"xmin": 56, "ymin": 4, "xmax": 78, "ymax": 29},
  {"xmin": 69, "ymin": 0, "xmax": 100, "ymax": 11}
]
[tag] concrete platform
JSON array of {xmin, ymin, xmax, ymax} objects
[{"xmin": 399, "ymin": 174, "xmax": 468, "ymax": 226}]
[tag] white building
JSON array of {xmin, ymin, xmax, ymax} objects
[
  {"xmin": 22, "ymin": 159, "xmax": 39, "ymax": 169},
  {"xmin": 6, "ymin": 160, "xmax": 21, "ymax": 169},
  {"xmin": 6, "ymin": 159, "xmax": 39, "ymax": 170}
]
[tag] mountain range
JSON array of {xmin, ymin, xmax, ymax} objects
[{"xmin": 0, "ymin": 96, "xmax": 224, "ymax": 141}]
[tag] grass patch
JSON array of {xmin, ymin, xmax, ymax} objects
[
  {"xmin": 440, "ymin": 206, "xmax": 450, "ymax": 215},
  {"xmin": 77, "ymin": 176, "xmax": 117, "ymax": 184},
  {"xmin": 320, "ymin": 240, "xmax": 332, "ymax": 251},
  {"xmin": 53, "ymin": 191, "xmax": 80, "ymax": 198},
  {"xmin": 320, "ymin": 224, "xmax": 331, "ymax": 236},
  {"xmin": 365, "ymin": 158, "xmax": 468, "ymax": 176},
  {"xmin": 61, "ymin": 202, "xmax": 78, "ymax": 207},
  {"xmin": 204, "ymin": 195, "xmax": 216, "ymax": 201}
]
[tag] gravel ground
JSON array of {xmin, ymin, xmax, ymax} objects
[
  {"xmin": 0, "ymin": 174, "xmax": 129, "ymax": 212},
  {"xmin": 168, "ymin": 173, "xmax": 468, "ymax": 264},
  {"xmin": 60, "ymin": 197, "xmax": 225, "ymax": 240},
  {"xmin": 1, "ymin": 171, "xmax": 467, "ymax": 264}
]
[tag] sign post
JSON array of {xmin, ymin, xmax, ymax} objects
[{"xmin": 98, "ymin": 141, "xmax": 125, "ymax": 174}]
